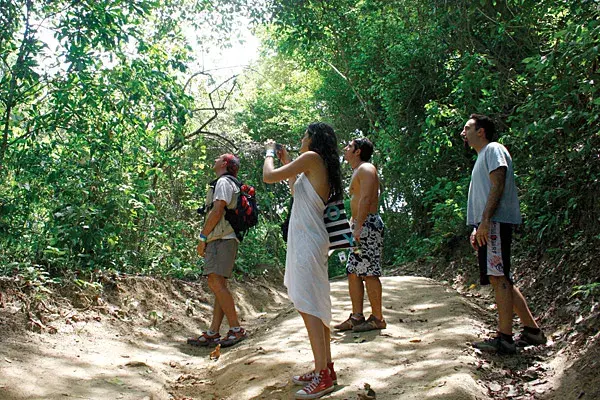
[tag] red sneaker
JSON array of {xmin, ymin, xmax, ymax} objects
[
  {"xmin": 292, "ymin": 362, "xmax": 337, "ymax": 385},
  {"xmin": 295, "ymin": 368, "xmax": 334, "ymax": 399},
  {"xmin": 292, "ymin": 370, "xmax": 316, "ymax": 386},
  {"xmin": 328, "ymin": 362, "xmax": 337, "ymax": 384}
]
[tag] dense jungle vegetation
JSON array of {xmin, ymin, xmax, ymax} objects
[{"xmin": 1, "ymin": 0, "xmax": 598, "ymax": 295}]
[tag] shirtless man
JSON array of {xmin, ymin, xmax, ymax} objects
[{"xmin": 334, "ymin": 137, "xmax": 386, "ymax": 332}]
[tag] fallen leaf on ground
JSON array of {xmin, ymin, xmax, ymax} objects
[
  {"xmin": 488, "ymin": 382, "xmax": 502, "ymax": 392},
  {"xmin": 177, "ymin": 374, "xmax": 196, "ymax": 382},
  {"xmin": 4, "ymin": 358, "xmax": 12, "ymax": 363},
  {"xmin": 530, "ymin": 379, "xmax": 548, "ymax": 386},
  {"xmin": 409, "ymin": 339, "xmax": 422, "ymax": 343},
  {"xmin": 354, "ymin": 337, "xmax": 367, "ymax": 343},
  {"xmin": 106, "ymin": 377, "xmax": 125, "ymax": 386},
  {"xmin": 506, "ymin": 385, "xmax": 517, "ymax": 397},
  {"xmin": 210, "ymin": 344, "xmax": 221, "ymax": 360},
  {"xmin": 125, "ymin": 361, "xmax": 150, "ymax": 368}
]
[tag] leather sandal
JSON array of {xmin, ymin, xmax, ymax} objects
[
  {"xmin": 352, "ymin": 315, "xmax": 387, "ymax": 332},
  {"xmin": 187, "ymin": 331, "xmax": 221, "ymax": 347},
  {"xmin": 334, "ymin": 313, "xmax": 365, "ymax": 331}
]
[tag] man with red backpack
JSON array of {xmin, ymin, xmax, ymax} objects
[{"xmin": 187, "ymin": 153, "xmax": 248, "ymax": 348}]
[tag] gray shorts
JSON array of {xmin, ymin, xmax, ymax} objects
[{"xmin": 203, "ymin": 239, "xmax": 239, "ymax": 278}]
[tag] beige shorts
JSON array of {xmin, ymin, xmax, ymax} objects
[{"xmin": 203, "ymin": 239, "xmax": 239, "ymax": 278}]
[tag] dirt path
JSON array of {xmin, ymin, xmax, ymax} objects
[{"xmin": 1, "ymin": 276, "xmax": 491, "ymax": 399}]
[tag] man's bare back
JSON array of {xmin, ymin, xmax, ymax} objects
[
  {"xmin": 349, "ymin": 162, "xmax": 380, "ymax": 223},
  {"xmin": 335, "ymin": 137, "xmax": 387, "ymax": 331}
]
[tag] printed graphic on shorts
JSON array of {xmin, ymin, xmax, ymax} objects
[
  {"xmin": 346, "ymin": 214, "xmax": 384, "ymax": 276},
  {"xmin": 486, "ymin": 221, "xmax": 505, "ymax": 276}
]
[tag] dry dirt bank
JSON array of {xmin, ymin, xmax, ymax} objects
[{"xmin": 1, "ymin": 274, "xmax": 595, "ymax": 399}]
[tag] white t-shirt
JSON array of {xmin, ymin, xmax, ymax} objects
[
  {"xmin": 212, "ymin": 177, "xmax": 239, "ymax": 240},
  {"xmin": 467, "ymin": 142, "xmax": 522, "ymax": 226}
]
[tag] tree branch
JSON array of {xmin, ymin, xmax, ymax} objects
[
  {"xmin": 183, "ymin": 70, "xmax": 214, "ymax": 93},
  {"xmin": 1, "ymin": 0, "xmax": 33, "ymax": 172},
  {"xmin": 165, "ymin": 75, "xmax": 238, "ymax": 153},
  {"xmin": 324, "ymin": 59, "xmax": 376, "ymax": 129}
]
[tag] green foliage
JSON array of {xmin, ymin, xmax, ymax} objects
[
  {"xmin": 235, "ymin": 55, "xmax": 323, "ymax": 144},
  {"xmin": 2, "ymin": 0, "xmax": 599, "ymax": 284},
  {"xmin": 262, "ymin": 0, "xmax": 600, "ymax": 266},
  {"xmin": 0, "ymin": 0, "xmax": 270, "ymax": 279},
  {"xmin": 572, "ymin": 282, "xmax": 600, "ymax": 299}
]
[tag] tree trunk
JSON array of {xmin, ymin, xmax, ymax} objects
[{"xmin": 0, "ymin": 0, "xmax": 33, "ymax": 172}]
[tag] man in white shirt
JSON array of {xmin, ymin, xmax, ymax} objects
[
  {"xmin": 462, "ymin": 114, "xmax": 546, "ymax": 354},
  {"xmin": 187, "ymin": 154, "xmax": 247, "ymax": 348}
]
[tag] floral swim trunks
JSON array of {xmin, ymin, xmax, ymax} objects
[{"xmin": 346, "ymin": 214, "xmax": 384, "ymax": 277}]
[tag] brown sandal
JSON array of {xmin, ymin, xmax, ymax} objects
[
  {"xmin": 187, "ymin": 331, "xmax": 221, "ymax": 347},
  {"xmin": 219, "ymin": 327, "xmax": 248, "ymax": 348},
  {"xmin": 334, "ymin": 313, "xmax": 365, "ymax": 331},
  {"xmin": 352, "ymin": 315, "xmax": 386, "ymax": 332}
]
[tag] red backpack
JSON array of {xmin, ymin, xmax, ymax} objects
[{"xmin": 220, "ymin": 175, "xmax": 259, "ymax": 241}]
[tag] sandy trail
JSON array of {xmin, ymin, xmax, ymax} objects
[{"xmin": 1, "ymin": 276, "xmax": 489, "ymax": 399}]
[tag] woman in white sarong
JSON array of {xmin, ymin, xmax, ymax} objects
[{"xmin": 263, "ymin": 122, "xmax": 343, "ymax": 399}]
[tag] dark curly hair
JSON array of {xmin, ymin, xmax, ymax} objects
[{"xmin": 306, "ymin": 122, "xmax": 343, "ymax": 202}]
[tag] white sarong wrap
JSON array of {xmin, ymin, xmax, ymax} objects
[{"xmin": 284, "ymin": 173, "xmax": 331, "ymax": 327}]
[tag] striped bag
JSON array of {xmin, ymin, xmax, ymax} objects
[{"xmin": 324, "ymin": 200, "xmax": 354, "ymax": 250}]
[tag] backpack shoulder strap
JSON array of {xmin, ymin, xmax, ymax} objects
[
  {"xmin": 221, "ymin": 174, "xmax": 242, "ymax": 188},
  {"xmin": 208, "ymin": 177, "xmax": 219, "ymax": 188}
]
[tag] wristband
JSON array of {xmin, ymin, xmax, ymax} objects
[
  {"xmin": 199, "ymin": 233, "xmax": 207, "ymax": 242},
  {"xmin": 265, "ymin": 149, "xmax": 275, "ymax": 158}
]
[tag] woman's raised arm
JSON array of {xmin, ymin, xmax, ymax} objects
[{"xmin": 263, "ymin": 151, "xmax": 320, "ymax": 184}]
